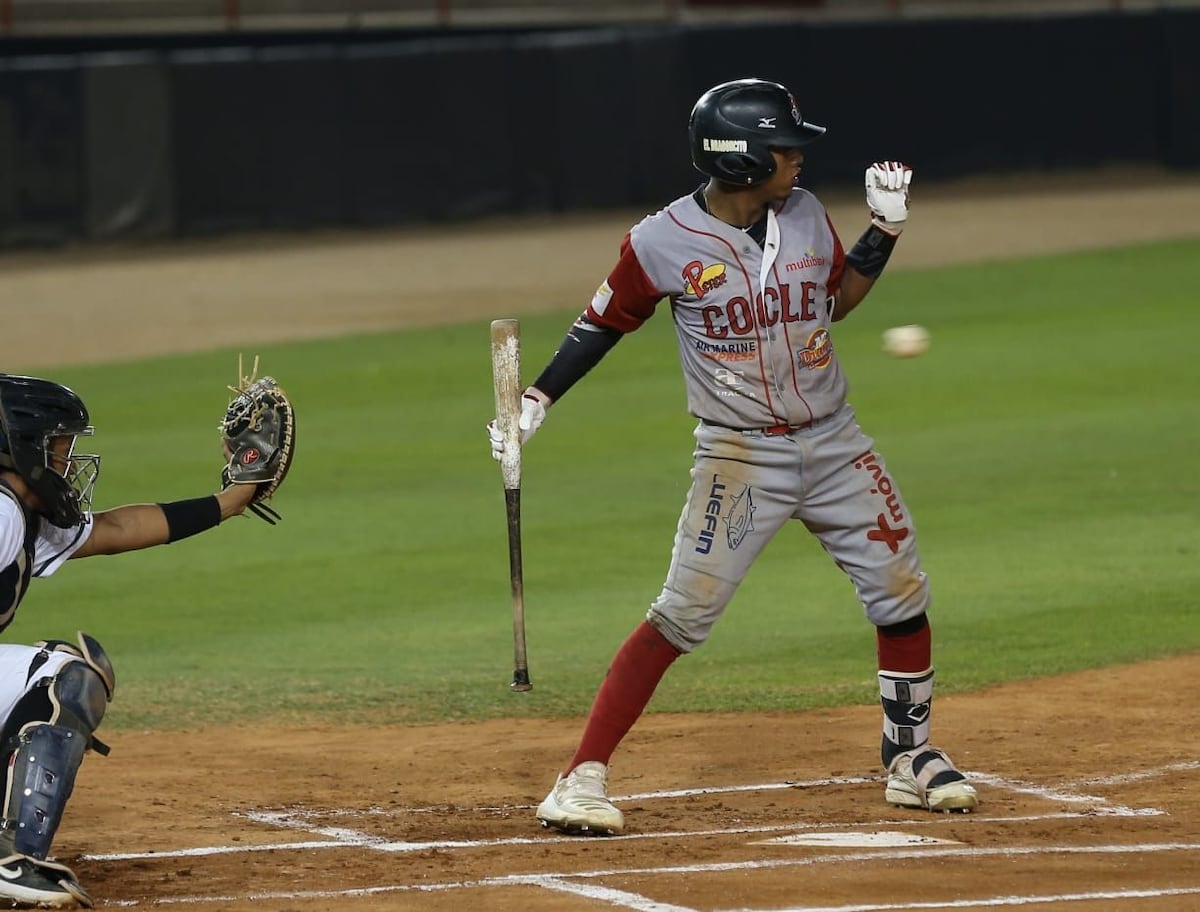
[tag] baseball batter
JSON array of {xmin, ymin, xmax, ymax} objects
[
  {"xmin": 0, "ymin": 373, "xmax": 260, "ymax": 907},
  {"xmin": 488, "ymin": 77, "xmax": 977, "ymax": 836}
]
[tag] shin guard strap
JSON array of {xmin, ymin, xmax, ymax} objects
[{"xmin": 879, "ymin": 668, "xmax": 934, "ymax": 757}]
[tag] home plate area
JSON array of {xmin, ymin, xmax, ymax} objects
[{"xmin": 77, "ymin": 761, "xmax": 1200, "ymax": 911}]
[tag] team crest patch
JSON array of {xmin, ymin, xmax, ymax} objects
[
  {"xmin": 795, "ymin": 327, "xmax": 833, "ymax": 370},
  {"xmin": 682, "ymin": 261, "xmax": 728, "ymax": 298}
]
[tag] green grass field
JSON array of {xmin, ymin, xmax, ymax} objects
[{"xmin": 14, "ymin": 238, "xmax": 1199, "ymax": 730}]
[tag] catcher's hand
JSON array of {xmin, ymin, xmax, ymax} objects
[{"xmin": 220, "ymin": 356, "xmax": 296, "ymax": 524}]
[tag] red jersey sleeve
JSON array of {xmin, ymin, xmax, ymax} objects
[
  {"xmin": 826, "ymin": 213, "xmax": 846, "ymax": 296},
  {"xmin": 585, "ymin": 232, "xmax": 663, "ymax": 333}
]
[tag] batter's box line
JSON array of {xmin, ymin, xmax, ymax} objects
[
  {"xmin": 1065, "ymin": 758, "xmax": 1200, "ymax": 788},
  {"xmin": 81, "ymin": 809, "xmax": 1158, "ymax": 863},
  {"xmin": 247, "ymin": 768, "xmax": 1162, "ymax": 817},
  {"xmin": 95, "ymin": 843, "xmax": 1200, "ymax": 908},
  {"xmin": 79, "ymin": 764, "xmax": 1171, "ymax": 863}
]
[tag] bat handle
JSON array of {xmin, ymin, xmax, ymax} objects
[{"xmin": 505, "ymin": 487, "xmax": 532, "ymax": 692}]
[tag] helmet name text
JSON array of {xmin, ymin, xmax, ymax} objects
[{"xmin": 702, "ymin": 139, "xmax": 748, "ymax": 152}]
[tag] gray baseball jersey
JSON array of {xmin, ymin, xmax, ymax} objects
[
  {"xmin": 587, "ymin": 187, "xmax": 846, "ymax": 430},
  {"xmin": 584, "ymin": 187, "xmax": 929, "ymax": 651}
]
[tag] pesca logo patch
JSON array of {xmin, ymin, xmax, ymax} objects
[
  {"xmin": 795, "ymin": 327, "xmax": 833, "ymax": 370},
  {"xmin": 682, "ymin": 261, "xmax": 728, "ymax": 298},
  {"xmin": 241, "ymin": 448, "xmax": 260, "ymax": 466},
  {"xmin": 853, "ymin": 451, "xmax": 910, "ymax": 554}
]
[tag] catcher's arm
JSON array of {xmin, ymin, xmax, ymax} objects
[{"xmin": 70, "ymin": 487, "xmax": 255, "ymax": 558}]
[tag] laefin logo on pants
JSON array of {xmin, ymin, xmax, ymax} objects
[{"xmin": 695, "ymin": 475, "xmax": 726, "ymax": 555}]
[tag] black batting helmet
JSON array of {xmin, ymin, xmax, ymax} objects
[
  {"xmin": 0, "ymin": 374, "xmax": 99, "ymax": 528},
  {"xmin": 688, "ymin": 78, "xmax": 826, "ymax": 186}
]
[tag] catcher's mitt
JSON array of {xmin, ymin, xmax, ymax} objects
[{"xmin": 220, "ymin": 356, "xmax": 295, "ymax": 524}]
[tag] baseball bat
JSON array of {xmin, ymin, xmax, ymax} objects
[{"xmin": 490, "ymin": 318, "xmax": 532, "ymax": 692}]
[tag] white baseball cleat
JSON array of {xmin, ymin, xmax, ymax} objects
[
  {"xmin": 536, "ymin": 761, "xmax": 625, "ymax": 836},
  {"xmin": 886, "ymin": 747, "xmax": 978, "ymax": 813}
]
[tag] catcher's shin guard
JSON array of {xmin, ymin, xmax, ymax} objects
[
  {"xmin": 1, "ymin": 723, "xmax": 87, "ymax": 858},
  {"xmin": 878, "ymin": 668, "xmax": 934, "ymax": 766},
  {"xmin": 0, "ymin": 635, "xmax": 114, "ymax": 858}
]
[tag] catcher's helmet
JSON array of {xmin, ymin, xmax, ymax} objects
[
  {"xmin": 0, "ymin": 374, "xmax": 99, "ymax": 528},
  {"xmin": 689, "ymin": 78, "xmax": 826, "ymax": 186}
]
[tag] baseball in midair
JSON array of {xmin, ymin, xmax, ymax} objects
[{"xmin": 882, "ymin": 324, "xmax": 931, "ymax": 358}]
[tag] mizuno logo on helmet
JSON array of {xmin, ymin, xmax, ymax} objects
[
  {"xmin": 758, "ymin": 117, "xmax": 776, "ymax": 128},
  {"xmin": 702, "ymin": 138, "xmax": 748, "ymax": 152}
]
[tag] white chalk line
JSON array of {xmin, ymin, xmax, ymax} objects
[
  {"xmin": 81, "ymin": 808, "xmax": 1159, "ymax": 863},
  {"xmin": 241, "ymin": 760, "xmax": 1192, "ymax": 816},
  {"xmin": 717, "ymin": 885, "xmax": 1200, "ymax": 912},
  {"xmin": 82, "ymin": 759, "xmax": 1192, "ymax": 912},
  {"xmin": 97, "ymin": 842, "xmax": 1200, "ymax": 907},
  {"xmin": 81, "ymin": 760, "xmax": 1173, "ymax": 863},
  {"xmin": 1067, "ymin": 759, "xmax": 1200, "ymax": 788},
  {"xmin": 532, "ymin": 877, "xmax": 699, "ymax": 912},
  {"xmin": 249, "ymin": 767, "xmax": 1169, "ymax": 816},
  {"xmin": 617, "ymin": 775, "xmax": 877, "ymax": 802}
]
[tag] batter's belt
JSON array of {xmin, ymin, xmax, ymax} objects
[{"xmin": 700, "ymin": 414, "xmax": 835, "ymax": 436}]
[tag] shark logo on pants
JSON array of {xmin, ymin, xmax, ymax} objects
[{"xmin": 726, "ymin": 484, "xmax": 756, "ymax": 550}]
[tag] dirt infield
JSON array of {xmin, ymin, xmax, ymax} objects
[
  {"xmin": 72, "ymin": 656, "xmax": 1200, "ymax": 910},
  {"xmin": 5, "ymin": 167, "xmax": 1199, "ymax": 909}
]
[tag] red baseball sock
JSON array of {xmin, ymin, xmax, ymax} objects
[
  {"xmin": 876, "ymin": 617, "xmax": 931, "ymax": 674},
  {"xmin": 567, "ymin": 621, "xmax": 681, "ymax": 773}
]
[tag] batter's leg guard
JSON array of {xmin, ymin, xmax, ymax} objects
[
  {"xmin": 879, "ymin": 668, "xmax": 934, "ymax": 767},
  {"xmin": 879, "ymin": 669, "xmax": 978, "ymax": 813}
]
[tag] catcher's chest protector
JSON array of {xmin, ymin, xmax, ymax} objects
[{"xmin": 0, "ymin": 483, "xmax": 39, "ymax": 632}]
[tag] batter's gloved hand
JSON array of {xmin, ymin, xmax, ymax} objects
[
  {"xmin": 487, "ymin": 387, "xmax": 549, "ymax": 461},
  {"xmin": 865, "ymin": 161, "xmax": 913, "ymax": 235}
]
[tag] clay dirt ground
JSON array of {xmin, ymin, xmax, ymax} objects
[{"xmin": 3, "ymin": 169, "xmax": 1199, "ymax": 910}]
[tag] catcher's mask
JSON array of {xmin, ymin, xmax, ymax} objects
[
  {"xmin": 0, "ymin": 374, "xmax": 100, "ymax": 528},
  {"xmin": 688, "ymin": 78, "xmax": 826, "ymax": 186}
]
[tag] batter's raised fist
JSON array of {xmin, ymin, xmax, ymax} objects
[{"xmin": 865, "ymin": 161, "xmax": 913, "ymax": 234}]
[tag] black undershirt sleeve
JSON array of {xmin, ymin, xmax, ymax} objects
[
  {"xmin": 844, "ymin": 224, "xmax": 899, "ymax": 280},
  {"xmin": 532, "ymin": 317, "xmax": 624, "ymax": 402}
]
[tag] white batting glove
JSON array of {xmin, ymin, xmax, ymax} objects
[
  {"xmin": 487, "ymin": 387, "xmax": 549, "ymax": 460},
  {"xmin": 865, "ymin": 161, "xmax": 913, "ymax": 235}
]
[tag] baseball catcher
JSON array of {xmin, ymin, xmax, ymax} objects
[
  {"xmin": 219, "ymin": 356, "xmax": 296, "ymax": 524},
  {"xmin": 0, "ymin": 366, "xmax": 286, "ymax": 907}
]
